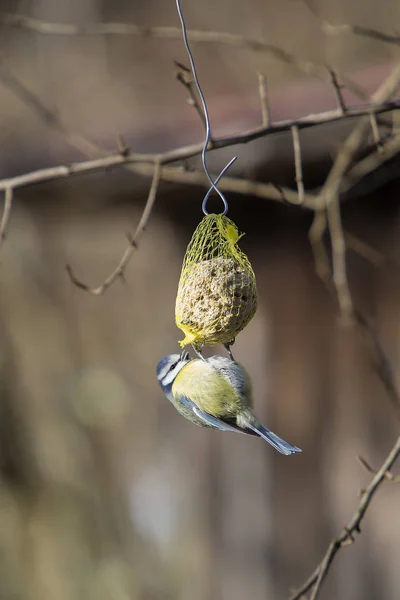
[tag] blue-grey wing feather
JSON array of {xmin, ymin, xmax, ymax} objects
[
  {"xmin": 192, "ymin": 406, "xmax": 248, "ymax": 434},
  {"xmin": 178, "ymin": 394, "xmax": 251, "ymax": 435}
]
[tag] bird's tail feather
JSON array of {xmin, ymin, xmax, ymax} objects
[{"xmin": 246, "ymin": 421, "xmax": 302, "ymax": 455}]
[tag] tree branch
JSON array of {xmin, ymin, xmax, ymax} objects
[
  {"xmin": 66, "ymin": 162, "xmax": 161, "ymax": 295},
  {"xmin": 175, "ymin": 61, "xmax": 206, "ymax": 129},
  {"xmin": 0, "ymin": 100, "xmax": 398, "ymax": 194},
  {"xmin": 0, "ymin": 12, "xmax": 348, "ymax": 81},
  {"xmin": 291, "ymin": 125, "xmax": 305, "ymax": 204},
  {"xmin": 289, "ymin": 436, "xmax": 400, "ymax": 600},
  {"xmin": 257, "ymin": 72, "xmax": 270, "ymax": 127},
  {"xmin": 354, "ymin": 310, "xmax": 400, "ymax": 419},
  {"xmin": 327, "ymin": 198, "xmax": 352, "ymax": 319},
  {"xmin": 0, "ymin": 188, "xmax": 13, "ymax": 249},
  {"xmin": 311, "ymin": 63, "xmax": 400, "ymax": 318},
  {"xmin": 0, "ymin": 11, "xmax": 398, "ymax": 102},
  {"xmin": 303, "ymin": 0, "xmax": 400, "ymax": 47},
  {"xmin": 322, "ymin": 21, "xmax": 400, "ymax": 47}
]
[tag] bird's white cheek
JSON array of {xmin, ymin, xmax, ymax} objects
[{"xmin": 163, "ymin": 371, "xmax": 177, "ymax": 387}]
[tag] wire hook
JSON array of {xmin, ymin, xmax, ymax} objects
[
  {"xmin": 201, "ymin": 156, "xmax": 237, "ymax": 215},
  {"xmin": 175, "ymin": 0, "xmax": 237, "ymax": 216}
]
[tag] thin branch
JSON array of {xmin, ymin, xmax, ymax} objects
[
  {"xmin": 0, "ymin": 56, "xmax": 399, "ymax": 180},
  {"xmin": 344, "ymin": 232, "xmax": 385, "ymax": 267},
  {"xmin": 115, "ymin": 102, "xmax": 400, "ymax": 148},
  {"xmin": 329, "ymin": 69, "xmax": 346, "ymax": 115},
  {"xmin": 0, "ymin": 102, "xmax": 397, "ymax": 193},
  {"xmin": 369, "ymin": 112, "xmax": 382, "ymax": 150},
  {"xmin": 308, "ymin": 209, "xmax": 331, "ymax": 283},
  {"xmin": 0, "ymin": 59, "xmax": 315, "ymax": 215},
  {"xmin": 66, "ymin": 162, "xmax": 161, "ymax": 295},
  {"xmin": 175, "ymin": 61, "xmax": 206, "ymax": 128},
  {"xmin": 0, "ymin": 12, "xmax": 345, "ymax": 80},
  {"xmin": 0, "ymin": 187, "xmax": 13, "ymax": 249},
  {"xmin": 0, "ymin": 11, "xmax": 397, "ymax": 104},
  {"xmin": 311, "ymin": 63, "xmax": 400, "ymax": 316},
  {"xmin": 354, "ymin": 310, "xmax": 400, "ymax": 418},
  {"xmin": 303, "ymin": 1, "xmax": 400, "ymax": 47},
  {"xmin": 1, "ymin": 132, "xmax": 400, "ymax": 213},
  {"xmin": 289, "ymin": 436, "xmax": 400, "ymax": 600},
  {"xmin": 291, "ymin": 125, "xmax": 305, "ymax": 204},
  {"xmin": 0, "ymin": 60, "xmax": 103, "ymax": 159},
  {"xmin": 0, "ymin": 89, "xmax": 396, "ymax": 207},
  {"xmin": 322, "ymin": 21, "xmax": 400, "ymax": 47},
  {"xmin": 327, "ymin": 198, "xmax": 352, "ymax": 320},
  {"xmin": 359, "ymin": 464, "xmax": 400, "ymax": 484},
  {"xmin": 320, "ymin": 64, "xmax": 400, "ymax": 211},
  {"xmin": 257, "ymin": 72, "xmax": 270, "ymax": 127},
  {"xmin": 356, "ymin": 454, "xmax": 400, "ymax": 483},
  {"xmin": 341, "ymin": 132, "xmax": 400, "ymax": 197},
  {"xmin": 345, "ymin": 230, "xmax": 400, "ymax": 271},
  {"xmin": 133, "ymin": 163, "xmax": 317, "ymax": 206},
  {"xmin": 308, "ymin": 218, "xmax": 400, "ymax": 418}
]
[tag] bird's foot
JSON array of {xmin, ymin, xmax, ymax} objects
[
  {"xmin": 192, "ymin": 343, "xmax": 206, "ymax": 361},
  {"xmin": 224, "ymin": 340, "xmax": 236, "ymax": 361}
]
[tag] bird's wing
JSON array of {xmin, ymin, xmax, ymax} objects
[
  {"xmin": 178, "ymin": 394, "xmax": 253, "ymax": 435},
  {"xmin": 192, "ymin": 405, "xmax": 250, "ymax": 434}
]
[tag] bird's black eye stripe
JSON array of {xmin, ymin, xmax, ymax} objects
[{"xmin": 169, "ymin": 361, "xmax": 178, "ymax": 372}]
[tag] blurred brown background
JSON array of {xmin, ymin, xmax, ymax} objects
[{"xmin": 0, "ymin": 1, "xmax": 399, "ymax": 600}]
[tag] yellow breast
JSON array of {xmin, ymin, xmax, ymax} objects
[{"xmin": 172, "ymin": 360, "xmax": 244, "ymax": 418}]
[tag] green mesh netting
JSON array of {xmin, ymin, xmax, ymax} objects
[{"xmin": 175, "ymin": 213, "xmax": 258, "ymax": 348}]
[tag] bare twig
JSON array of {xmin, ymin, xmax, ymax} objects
[
  {"xmin": 66, "ymin": 162, "xmax": 161, "ymax": 295},
  {"xmin": 320, "ymin": 64, "xmax": 400, "ymax": 210},
  {"xmin": 357, "ymin": 456, "xmax": 400, "ymax": 483},
  {"xmin": 344, "ymin": 232, "xmax": 385, "ymax": 267},
  {"xmin": 117, "ymin": 134, "xmax": 129, "ymax": 156},
  {"xmin": 291, "ymin": 125, "xmax": 304, "ymax": 204},
  {"xmin": 355, "ymin": 310, "xmax": 400, "ymax": 418},
  {"xmin": 342, "ymin": 132, "xmax": 400, "ymax": 196},
  {"xmin": 311, "ymin": 63, "xmax": 400, "ymax": 317},
  {"xmin": 303, "ymin": 0, "xmax": 400, "ymax": 47},
  {"xmin": 0, "ymin": 75, "xmax": 397, "ymax": 204},
  {"xmin": 369, "ymin": 112, "xmax": 382, "ymax": 150},
  {"xmin": 0, "ymin": 57, "xmax": 398, "ymax": 173},
  {"xmin": 0, "ymin": 11, "xmax": 398, "ymax": 104},
  {"xmin": 322, "ymin": 21, "xmax": 400, "ymax": 47},
  {"xmin": 345, "ymin": 230, "xmax": 400, "ymax": 271},
  {"xmin": 308, "ymin": 209, "xmax": 330, "ymax": 282},
  {"xmin": 0, "ymin": 158, "xmax": 317, "ymax": 207},
  {"xmin": 0, "ymin": 60, "xmax": 103, "ymax": 158},
  {"xmin": 1, "ymin": 132, "xmax": 400, "ymax": 213},
  {"xmin": 257, "ymin": 72, "xmax": 270, "ymax": 127},
  {"xmin": 134, "ymin": 163, "xmax": 316, "ymax": 206},
  {"xmin": 0, "ymin": 12, "xmax": 345, "ymax": 80},
  {"xmin": 327, "ymin": 199, "xmax": 353, "ymax": 320},
  {"xmin": 0, "ymin": 187, "xmax": 13, "ymax": 249},
  {"xmin": 329, "ymin": 69, "xmax": 346, "ymax": 115},
  {"xmin": 308, "ymin": 215, "xmax": 400, "ymax": 418},
  {"xmin": 356, "ymin": 455, "xmax": 400, "ymax": 483},
  {"xmin": 0, "ymin": 103, "xmax": 397, "ymax": 193},
  {"xmin": 175, "ymin": 61, "xmax": 206, "ymax": 128},
  {"xmin": 1, "ymin": 53, "xmax": 398, "ymax": 173},
  {"xmin": 289, "ymin": 436, "xmax": 400, "ymax": 600},
  {"xmin": 1, "ymin": 32, "xmax": 400, "ymax": 315},
  {"xmin": 141, "ymin": 101, "xmax": 400, "ymax": 148}
]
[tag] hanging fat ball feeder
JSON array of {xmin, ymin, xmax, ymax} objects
[{"xmin": 175, "ymin": 213, "xmax": 257, "ymax": 348}]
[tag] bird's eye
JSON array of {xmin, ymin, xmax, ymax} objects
[{"xmin": 169, "ymin": 362, "xmax": 178, "ymax": 372}]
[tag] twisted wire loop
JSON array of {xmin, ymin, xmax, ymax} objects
[{"xmin": 175, "ymin": 0, "xmax": 236, "ymax": 216}]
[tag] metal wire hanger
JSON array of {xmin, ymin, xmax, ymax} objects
[{"xmin": 175, "ymin": 0, "xmax": 237, "ymax": 216}]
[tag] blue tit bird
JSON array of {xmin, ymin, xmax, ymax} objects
[{"xmin": 156, "ymin": 352, "xmax": 301, "ymax": 456}]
